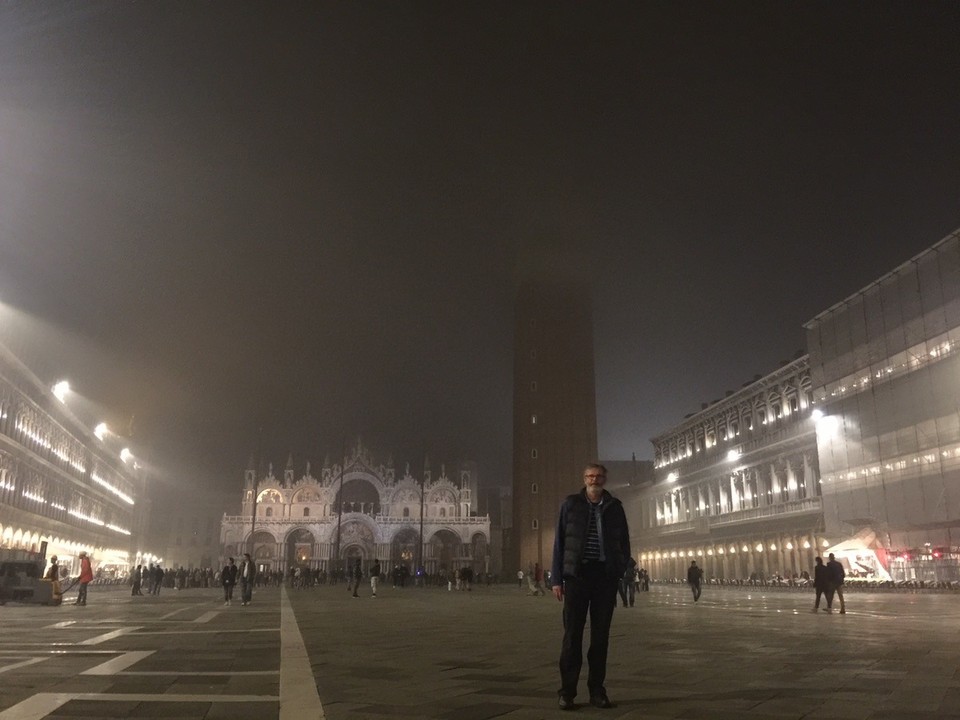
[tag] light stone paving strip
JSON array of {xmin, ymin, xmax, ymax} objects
[
  {"xmin": 280, "ymin": 584, "xmax": 325, "ymax": 720},
  {"xmin": 80, "ymin": 650, "xmax": 155, "ymax": 675},
  {"xmin": 0, "ymin": 693, "xmax": 280, "ymax": 720},
  {"xmin": 77, "ymin": 627, "xmax": 140, "ymax": 645}
]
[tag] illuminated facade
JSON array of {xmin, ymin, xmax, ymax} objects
[
  {"xmin": 511, "ymin": 276, "xmax": 598, "ymax": 577},
  {"xmin": 0, "ymin": 343, "xmax": 143, "ymax": 576},
  {"xmin": 220, "ymin": 441, "xmax": 491, "ymax": 575},
  {"xmin": 805, "ymin": 228, "xmax": 960, "ymax": 581},
  {"xmin": 636, "ymin": 357, "xmax": 825, "ymax": 580}
]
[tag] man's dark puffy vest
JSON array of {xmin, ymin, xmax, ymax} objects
[{"xmin": 561, "ymin": 493, "xmax": 629, "ymax": 580}]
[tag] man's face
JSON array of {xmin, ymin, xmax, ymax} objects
[{"xmin": 583, "ymin": 468, "xmax": 606, "ymax": 496}]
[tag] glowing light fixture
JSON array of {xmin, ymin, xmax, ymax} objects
[
  {"xmin": 52, "ymin": 380, "xmax": 70, "ymax": 403},
  {"xmin": 666, "ymin": 471, "xmax": 679, "ymax": 483},
  {"xmin": 726, "ymin": 449, "xmax": 740, "ymax": 462},
  {"xmin": 120, "ymin": 448, "xmax": 133, "ymax": 464},
  {"xmin": 94, "ymin": 422, "xmax": 109, "ymax": 441}
]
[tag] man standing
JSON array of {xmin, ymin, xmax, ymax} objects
[
  {"xmin": 76, "ymin": 551, "xmax": 93, "ymax": 606},
  {"xmin": 239, "ymin": 553, "xmax": 256, "ymax": 606},
  {"xmin": 551, "ymin": 463, "xmax": 631, "ymax": 711},
  {"xmin": 826, "ymin": 553, "xmax": 846, "ymax": 614},
  {"xmin": 369, "ymin": 559, "xmax": 381, "ymax": 598},
  {"xmin": 687, "ymin": 560, "xmax": 703, "ymax": 602}
]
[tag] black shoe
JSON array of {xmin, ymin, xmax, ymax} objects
[
  {"xmin": 558, "ymin": 696, "xmax": 575, "ymax": 711},
  {"xmin": 590, "ymin": 694, "xmax": 613, "ymax": 709}
]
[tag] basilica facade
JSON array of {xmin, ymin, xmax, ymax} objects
[{"xmin": 220, "ymin": 442, "xmax": 491, "ymax": 576}]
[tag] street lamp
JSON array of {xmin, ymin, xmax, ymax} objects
[
  {"xmin": 120, "ymin": 448, "xmax": 133, "ymax": 464},
  {"xmin": 94, "ymin": 422, "xmax": 109, "ymax": 441}
]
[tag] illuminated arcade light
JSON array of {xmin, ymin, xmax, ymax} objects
[
  {"xmin": 120, "ymin": 448, "xmax": 133, "ymax": 464},
  {"xmin": 755, "ymin": 543, "xmax": 763, "ymax": 552},
  {"xmin": 52, "ymin": 380, "xmax": 70, "ymax": 403},
  {"xmin": 803, "ymin": 540, "xmax": 811, "ymax": 549},
  {"xmin": 94, "ymin": 422, "xmax": 109, "ymax": 441},
  {"xmin": 666, "ymin": 471, "xmax": 679, "ymax": 483},
  {"xmin": 726, "ymin": 449, "xmax": 740, "ymax": 462},
  {"xmin": 811, "ymin": 408, "xmax": 824, "ymax": 421},
  {"xmin": 822, "ymin": 540, "xmax": 829, "ymax": 548}
]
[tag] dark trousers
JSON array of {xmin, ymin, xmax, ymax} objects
[
  {"xmin": 815, "ymin": 587, "xmax": 834, "ymax": 608},
  {"xmin": 690, "ymin": 582, "xmax": 701, "ymax": 601},
  {"xmin": 559, "ymin": 562, "xmax": 619, "ymax": 699},
  {"xmin": 223, "ymin": 584, "xmax": 235, "ymax": 602},
  {"xmin": 618, "ymin": 579, "xmax": 635, "ymax": 607},
  {"xmin": 240, "ymin": 579, "xmax": 252, "ymax": 603},
  {"xmin": 77, "ymin": 582, "xmax": 89, "ymax": 605}
]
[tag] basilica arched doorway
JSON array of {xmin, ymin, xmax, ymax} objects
[
  {"xmin": 390, "ymin": 528, "xmax": 420, "ymax": 571},
  {"xmin": 429, "ymin": 529, "xmax": 461, "ymax": 574},
  {"xmin": 286, "ymin": 528, "xmax": 315, "ymax": 569},
  {"xmin": 250, "ymin": 530, "xmax": 276, "ymax": 572}
]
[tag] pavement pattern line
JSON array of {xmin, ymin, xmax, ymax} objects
[
  {"xmin": 41, "ymin": 621, "xmax": 75, "ymax": 629},
  {"xmin": 192, "ymin": 610, "xmax": 220, "ymax": 623},
  {"xmin": 80, "ymin": 650, "xmax": 154, "ymax": 675},
  {"xmin": 0, "ymin": 693, "xmax": 280, "ymax": 720},
  {"xmin": 279, "ymin": 584, "xmax": 324, "ymax": 720},
  {"xmin": 129, "ymin": 627, "xmax": 278, "ymax": 635},
  {"xmin": 78, "ymin": 627, "xmax": 140, "ymax": 645},
  {"xmin": 111, "ymin": 670, "xmax": 279, "ymax": 676},
  {"xmin": 158, "ymin": 605, "xmax": 195, "ymax": 620},
  {"xmin": 0, "ymin": 658, "xmax": 49, "ymax": 675}
]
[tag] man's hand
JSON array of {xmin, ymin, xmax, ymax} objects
[{"xmin": 552, "ymin": 584, "xmax": 564, "ymax": 602}]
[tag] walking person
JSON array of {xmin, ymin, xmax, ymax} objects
[
  {"xmin": 618, "ymin": 559, "xmax": 637, "ymax": 608},
  {"xmin": 552, "ymin": 463, "xmax": 631, "ymax": 711},
  {"xmin": 351, "ymin": 558, "xmax": 362, "ymax": 598},
  {"xmin": 239, "ymin": 553, "xmax": 256, "ymax": 605},
  {"xmin": 517, "ymin": 569, "xmax": 524, "ymax": 589},
  {"xmin": 369, "ymin": 559, "xmax": 381, "ymax": 598},
  {"xmin": 826, "ymin": 553, "xmax": 846, "ymax": 614},
  {"xmin": 131, "ymin": 564, "xmax": 143, "ymax": 596},
  {"xmin": 152, "ymin": 565, "xmax": 164, "ymax": 595},
  {"xmin": 811, "ymin": 556, "xmax": 833, "ymax": 612},
  {"xmin": 221, "ymin": 557, "xmax": 238, "ymax": 606},
  {"xmin": 687, "ymin": 560, "xmax": 703, "ymax": 602},
  {"xmin": 75, "ymin": 551, "xmax": 93, "ymax": 606}
]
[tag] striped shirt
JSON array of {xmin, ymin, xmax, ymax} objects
[{"xmin": 582, "ymin": 500, "xmax": 605, "ymax": 562}]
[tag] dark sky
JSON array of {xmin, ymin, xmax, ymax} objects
[{"xmin": 0, "ymin": 2, "xmax": 958, "ymax": 499}]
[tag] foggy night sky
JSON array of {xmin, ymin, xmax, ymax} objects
[{"xmin": 0, "ymin": 2, "xmax": 958, "ymax": 501}]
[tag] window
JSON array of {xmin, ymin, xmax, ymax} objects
[
  {"xmin": 303, "ymin": 507, "xmax": 310, "ymax": 518},
  {"xmin": 531, "ymin": 519, "xmax": 539, "ymax": 530},
  {"xmin": 403, "ymin": 507, "xmax": 410, "ymax": 518},
  {"xmin": 265, "ymin": 507, "xmax": 273, "ymax": 517},
  {"xmin": 531, "ymin": 414, "xmax": 538, "ymax": 425},
  {"xmin": 440, "ymin": 507, "xmax": 446, "ymax": 517},
  {"xmin": 531, "ymin": 483, "xmax": 538, "ymax": 494},
  {"xmin": 531, "ymin": 448, "xmax": 538, "ymax": 459}
]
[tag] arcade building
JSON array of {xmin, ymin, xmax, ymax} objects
[
  {"xmin": 220, "ymin": 441, "xmax": 492, "ymax": 577},
  {"xmin": 0, "ymin": 342, "xmax": 145, "ymax": 577}
]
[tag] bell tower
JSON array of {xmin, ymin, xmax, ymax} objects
[{"xmin": 511, "ymin": 270, "xmax": 598, "ymax": 576}]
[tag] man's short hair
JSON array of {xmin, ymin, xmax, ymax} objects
[{"xmin": 583, "ymin": 463, "xmax": 608, "ymax": 475}]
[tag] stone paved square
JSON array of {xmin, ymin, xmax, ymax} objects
[{"xmin": 1, "ymin": 583, "xmax": 959, "ymax": 719}]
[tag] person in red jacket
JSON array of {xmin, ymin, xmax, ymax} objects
[{"xmin": 76, "ymin": 551, "xmax": 94, "ymax": 606}]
